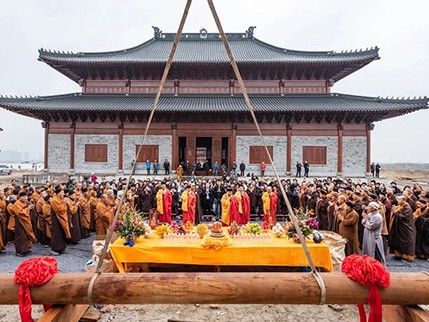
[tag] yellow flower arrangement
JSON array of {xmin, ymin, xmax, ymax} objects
[{"xmin": 156, "ymin": 224, "xmax": 171, "ymax": 238}]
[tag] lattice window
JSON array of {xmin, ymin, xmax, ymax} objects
[
  {"xmin": 85, "ymin": 144, "xmax": 108, "ymax": 162},
  {"xmin": 136, "ymin": 145, "xmax": 159, "ymax": 163},
  {"xmin": 302, "ymin": 146, "xmax": 327, "ymax": 165},
  {"xmin": 249, "ymin": 146, "xmax": 273, "ymax": 164}
]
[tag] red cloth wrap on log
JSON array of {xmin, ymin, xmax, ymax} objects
[
  {"xmin": 341, "ymin": 254, "xmax": 390, "ymax": 322},
  {"xmin": 14, "ymin": 257, "xmax": 58, "ymax": 322}
]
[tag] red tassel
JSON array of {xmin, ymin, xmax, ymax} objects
[
  {"xmin": 14, "ymin": 257, "xmax": 58, "ymax": 322},
  {"xmin": 342, "ymin": 254, "xmax": 390, "ymax": 322},
  {"xmin": 357, "ymin": 304, "xmax": 366, "ymax": 322}
]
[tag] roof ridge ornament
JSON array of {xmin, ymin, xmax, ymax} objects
[
  {"xmin": 152, "ymin": 26, "xmax": 162, "ymax": 39},
  {"xmin": 246, "ymin": 26, "xmax": 256, "ymax": 38},
  {"xmin": 200, "ymin": 28, "xmax": 208, "ymax": 39}
]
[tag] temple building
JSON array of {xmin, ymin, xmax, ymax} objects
[{"xmin": 0, "ymin": 27, "xmax": 427, "ymax": 176}]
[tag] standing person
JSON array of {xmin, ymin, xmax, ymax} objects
[
  {"xmin": 145, "ymin": 160, "xmax": 151, "ymax": 175},
  {"xmin": 211, "ymin": 180, "xmax": 224, "ymax": 221},
  {"xmin": 235, "ymin": 185, "xmax": 250, "ymax": 224},
  {"xmin": 260, "ymin": 161, "xmax": 266, "ymax": 177},
  {"xmin": 296, "ymin": 162, "xmax": 302, "ymax": 178},
  {"xmin": 50, "ymin": 187, "xmax": 71, "ymax": 256},
  {"xmin": 370, "ymin": 162, "xmax": 375, "ymax": 177},
  {"xmin": 66, "ymin": 191, "xmax": 81, "ymax": 244},
  {"xmin": 362, "ymin": 201, "xmax": 386, "ymax": 265},
  {"xmin": 0, "ymin": 191, "xmax": 7, "ymax": 254},
  {"xmin": 13, "ymin": 191, "xmax": 36, "ymax": 257},
  {"xmin": 303, "ymin": 161, "xmax": 310, "ymax": 177},
  {"xmin": 221, "ymin": 163, "xmax": 227, "ymax": 179},
  {"xmin": 239, "ymin": 161, "xmax": 246, "ymax": 177},
  {"xmin": 203, "ymin": 160, "xmax": 210, "ymax": 176},
  {"xmin": 375, "ymin": 163, "xmax": 381, "ymax": 178},
  {"xmin": 156, "ymin": 182, "xmax": 172, "ymax": 223},
  {"xmin": 176, "ymin": 164, "xmax": 183, "ymax": 181},
  {"xmin": 201, "ymin": 182, "xmax": 213, "ymax": 217},
  {"xmin": 163, "ymin": 159, "xmax": 170, "ymax": 175},
  {"xmin": 338, "ymin": 200, "xmax": 359, "ymax": 256},
  {"xmin": 221, "ymin": 188, "xmax": 239, "ymax": 226},
  {"xmin": 414, "ymin": 199, "xmax": 429, "ymax": 259},
  {"xmin": 212, "ymin": 161, "xmax": 219, "ymax": 176},
  {"xmin": 262, "ymin": 186, "xmax": 278, "ymax": 225},
  {"xmin": 95, "ymin": 194, "xmax": 114, "ymax": 237},
  {"xmin": 181, "ymin": 185, "xmax": 196, "ymax": 224},
  {"xmin": 389, "ymin": 195, "xmax": 416, "ymax": 261},
  {"xmin": 78, "ymin": 188, "xmax": 91, "ymax": 238},
  {"xmin": 332, "ymin": 195, "xmax": 347, "ymax": 234},
  {"xmin": 90, "ymin": 172, "xmax": 98, "ymax": 184},
  {"xmin": 153, "ymin": 160, "xmax": 159, "ymax": 175},
  {"xmin": 231, "ymin": 161, "xmax": 237, "ymax": 177},
  {"xmin": 315, "ymin": 190, "xmax": 329, "ymax": 230}
]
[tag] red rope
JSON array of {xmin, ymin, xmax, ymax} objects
[
  {"xmin": 341, "ymin": 254, "xmax": 390, "ymax": 322},
  {"xmin": 14, "ymin": 257, "xmax": 58, "ymax": 322}
]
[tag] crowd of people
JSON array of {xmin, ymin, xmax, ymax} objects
[{"xmin": 0, "ymin": 173, "xmax": 428, "ymax": 265}]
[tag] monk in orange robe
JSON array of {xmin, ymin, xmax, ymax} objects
[
  {"xmin": 78, "ymin": 188, "xmax": 91, "ymax": 238},
  {"xmin": 6, "ymin": 196, "xmax": 16, "ymax": 243},
  {"xmin": 0, "ymin": 191, "xmax": 7, "ymax": 254},
  {"xmin": 50, "ymin": 187, "xmax": 72, "ymax": 255},
  {"xmin": 42, "ymin": 195, "xmax": 53, "ymax": 241},
  {"xmin": 89, "ymin": 190, "xmax": 98, "ymax": 232},
  {"xmin": 66, "ymin": 191, "xmax": 81, "ymax": 244},
  {"xmin": 95, "ymin": 194, "xmax": 114, "ymax": 236},
  {"xmin": 221, "ymin": 188, "xmax": 239, "ymax": 226},
  {"xmin": 13, "ymin": 191, "xmax": 36, "ymax": 256}
]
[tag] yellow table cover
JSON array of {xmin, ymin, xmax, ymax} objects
[{"xmin": 110, "ymin": 232, "xmax": 333, "ymax": 273}]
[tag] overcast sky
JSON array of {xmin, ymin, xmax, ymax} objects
[{"xmin": 0, "ymin": 0, "xmax": 428, "ymax": 163}]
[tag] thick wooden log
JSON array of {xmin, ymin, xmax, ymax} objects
[{"xmin": 0, "ymin": 273, "xmax": 428, "ymax": 305}]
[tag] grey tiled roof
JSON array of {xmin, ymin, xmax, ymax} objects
[
  {"xmin": 0, "ymin": 93, "xmax": 426, "ymax": 115},
  {"xmin": 39, "ymin": 32, "xmax": 379, "ymax": 65}
]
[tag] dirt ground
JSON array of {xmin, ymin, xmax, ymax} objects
[{"xmin": 0, "ymin": 303, "xmax": 360, "ymax": 322}]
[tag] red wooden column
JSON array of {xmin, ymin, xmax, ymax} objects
[
  {"xmin": 42, "ymin": 122, "xmax": 49, "ymax": 170},
  {"xmin": 70, "ymin": 122, "xmax": 75, "ymax": 171},
  {"xmin": 366, "ymin": 124, "xmax": 372, "ymax": 174},
  {"xmin": 286, "ymin": 124, "xmax": 292, "ymax": 174},
  {"xmin": 212, "ymin": 137, "xmax": 222, "ymax": 166},
  {"xmin": 337, "ymin": 124, "xmax": 343, "ymax": 174},
  {"xmin": 172, "ymin": 124, "xmax": 178, "ymax": 168},
  {"xmin": 118, "ymin": 123, "xmax": 124, "ymax": 172},
  {"xmin": 230, "ymin": 124, "xmax": 237, "ymax": 166}
]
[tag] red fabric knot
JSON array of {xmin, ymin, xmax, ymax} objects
[
  {"xmin": 14, "ymin": 257, "xmax": 58, "ymax": 322},
  {"xmin": 341, "ymin": 254, "xmax": 390, "ymax": 322}
]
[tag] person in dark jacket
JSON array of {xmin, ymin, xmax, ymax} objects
[{"xmin": 239, "ymin": 161, "xmax": 246, "ymax": 177}]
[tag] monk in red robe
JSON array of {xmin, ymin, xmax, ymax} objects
[
  {"xmin": 182, "ymin": 184, "xmax": 196, "ymax": 224},
  {"xmin": 235, "ymin": 186, "xmax": 250, "ymax": 224},
  {"xmin": 262, "ymin": 186, "xmax": 278, "ymax": 225},
  {"xmin": 156, "ymin": 182, "xmax": 173, "ymax": 223}
]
